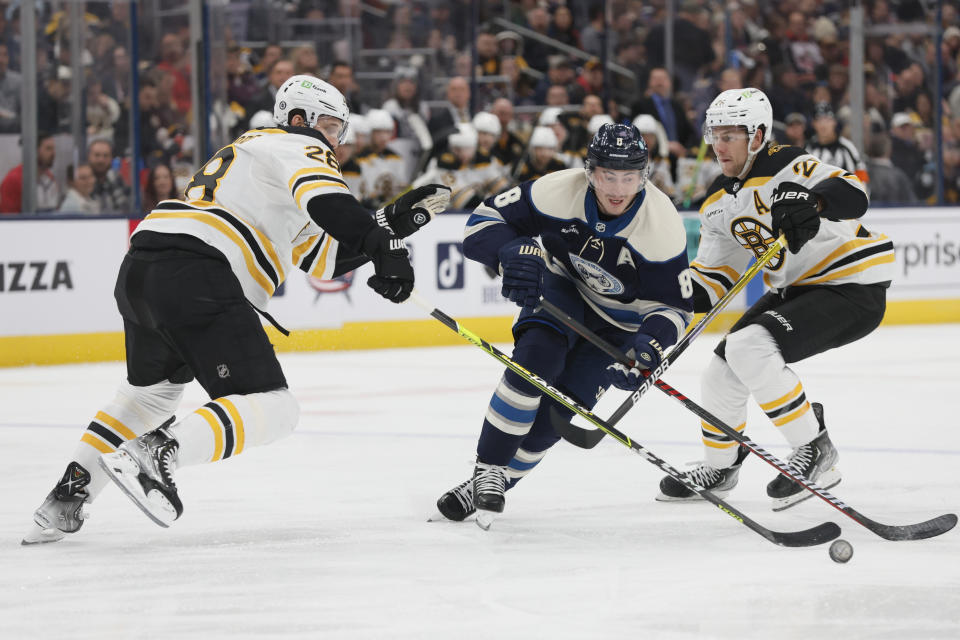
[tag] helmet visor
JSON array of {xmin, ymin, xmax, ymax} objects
[
  {"xmin": 703, "ymin": 125, "xmax": 750, "ymax": 145},
  {"xmin": 586, "ymin": 165, "xmax": 649, "ymax": 199}
]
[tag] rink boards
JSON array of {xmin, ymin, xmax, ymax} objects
[{"xmin": 1, "ymin": 208, "xmax": 959, "ymax": 366}]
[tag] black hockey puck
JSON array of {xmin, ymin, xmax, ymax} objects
[{"xmin": 829, "ymin": 539, "xmax": 854, "ymax": 563}]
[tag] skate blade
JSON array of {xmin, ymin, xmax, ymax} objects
[
  {"xmin": 476, "ymin": 510, "xmax": 498, "ymax": 531},
  {"xmin": 655, "ymin": 488, "xmax": 732, "ymax": 502},
  {"xmin": 99, "ymin": 453, "xmax": 176, "ymax": 528},
  {"xmin": 21, "ymin": 522, "xmax": 66, "ymax": 545},
  {"xmin": 771, "ymin": 470, "xmax": 841, "ymax": 512},
  {"xmin": 427, "ymin": 511, "xmax": 476, "ymax": 523}
]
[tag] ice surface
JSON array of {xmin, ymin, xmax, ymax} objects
[{"xmin": 2, "ymin": 324, "xmax": 959, "ymax": 639}]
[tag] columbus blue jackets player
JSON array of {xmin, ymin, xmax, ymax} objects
[{"xmin": 436, "ymin": 123, "xmax": 693, "ymax": 528}]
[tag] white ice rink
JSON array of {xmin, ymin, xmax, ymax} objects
[{"xmin": 2, "ymin": 323, "xmax": 959, "ymax": 639}]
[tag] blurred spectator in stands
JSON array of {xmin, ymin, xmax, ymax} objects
[
  {"xmin": 37, "ymin": 67, "xmax": 71, "ymax": 133},
  {"xmin": 783, "ymin": 112, "xmax": 808, "ymax": 147},
  {"xmin": 490, "ymin": 97, "xmax": 525, "ymax": 171},
  {"xmin": 0, "ymin": 132, "xmax": 61, "ymax": 214},
  {"xmin": 472, "ymin": 112, "xmax": 500, "ymax": 159},
  {"xmin": 140, "ymin": 162, "xmax": 179, "ymax": 213},
  {"xmin": 784, "ymin": 11, "xmax": 821, "ymax": 84},
  {"xmin": 576, "ymin": 58, "xmax": 605, "ymax": 100},
  {"xmin": 252, "ymin": 43, "xmax": 283, "ymax": 87},
  {"xmin": 548, "ymin": 5, "xmax": 581, "ymax": 49},
  {"xmin": 892, "ymin": 63, "xmax": 924, "ymax": 114},
  {"xmin": 632, "ymin": 67, "xmax": 696, "ymax": 157},
  {"xmin": 57, "ymin": 163, "xmax": 100, "ymax": 215},
  {"xmin": 246, "ymin": 58, "xmax": 293, "ymax": 119},
  {"xmin": 101, "ymin": 45, "xmax": 131, "ymax": 107},
  {"xmin": 85, "ymin": 78, "xmax": 121, "ymax": 144},
  {"xmin": 645, "ymin": 0, "xmax": 715, "ymax": 92},
  {"xmin": 545, "ymin": 84, "xmax": 570, "ymax": 107},
  {"xmin": 888, "ymin": 112, "xmax": 928, "ymax": 196},
  {"xmin": 612, "ymin": 40, "xmax": 648, "ymax": 107},
  {"xmin": 477, "ymin": 30, "xmax": 501, "ymax": 76},
  {"xmin": 87, "ymin": 138, "xmax": 129, "ymax": 214},
  {"xmin": 415, "ymin": 123, "xmax": 502, "ymax": 209},
  {"xmin": 382, "ymin": 66, "xmax": 430, "ymax": 141},
  {"xmin": 945, "ymin": 116, "xmax": 960, "ymax": 202},
  {"xmin": 496, "ymin": 30, "xmax": 524, "ymax": 61},
  {"xmin": 535, "ymin": 56, "xmax": 582, "ymax": 105},
  {"xmin": 523, "ymin": 6, "xmax": 552, "ymax": 73},
  {"xmin": 428, "ymin": 76, "xmax": 471, "ymax": 142},
  {"xmin": 291, "ymin": 44, "xmax": 320, "ymax": 77},
  {"xmin": 634, "ymin": 113, "xmax": 675, "ymax": 199},
  {"xmin": 335, "ymin": 122, "xmax": 366, "ymax": 202},
  {"xmin": 327, "ymin": 60, "xmax": 365, "ymax": 114},
  {"xmin": 515, "ymin": 126, "xmax": 566, "ymax": 182},
  {"xmin": 610, "ymin": 8, "xmax": 638, "ymax": 56},
  {"xmin": 942, "ymin": 27, "xmax": 960, "ymax": 85},
  {"xmin": 806, "ymin": 102, "xmax": 869, "ymax": 183},
  {"xmin": 156, "ymin": 32, "xmax": 191, "ymax": 116},
  {"xmin": 0, "ymin": 42, "xmax": 20, "ymax": 132},
  {"xmin": 357, "ymin": 109, "xmax": 408, "ymax": 208},
  {"xmin": 812, "ymin": 17, "xmax": 844, "ymax": 68},
  {"xmin": 562, "ymin": 94, "xmax": 603, "ymax": 153},
  {"xmin": 865, "ymin": 133, "xmax": 917, "ymax": 204},
  {"xmin": 766, "ymin": 64, "xmax": 807, "ymax": 121},
  {"xmin": 580, "ymin": 5, "xmax": 605, "ymax": 58},
  {"xmin": 825, "ymin": 64, "xmax": 850, "ymax": 108},
  {"xmin": 914, "ymin": 92, "xmax": 934, "ymax": 129},
  {"xmin": 226, "ymin": 46, "xmax": 258, "ymax": 120}
]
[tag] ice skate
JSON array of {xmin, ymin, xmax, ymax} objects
[
  {"xmin": 99, "ymin": 426, "xmax": 183, "ymax": 527},
  {"xmin": 472, "ymin": 461, "xmax": 507, "ymax": 531},
  {"xmin": 433, "ymin": 479, "xmax": 475, "ymax": 522},
  {"xmin": 22, "ymin": 462, "xmax": 91, "ymax": 545},
  {"xmin": 767, "ymin": 403, "xmax": 840, "ymax": 511},
  {"xmin": 656, "ymin": 445, "xmax": 749, "ymax": 502}
]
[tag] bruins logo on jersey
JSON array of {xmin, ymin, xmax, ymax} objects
[{"xmin": 730, "ymin": 217, "xmax": 785, "ymax": 270}]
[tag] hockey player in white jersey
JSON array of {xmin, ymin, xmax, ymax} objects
[
  {"xmin": 656, "ymin": 88, "xmax": 895, "ymax": 510},
  {"xmin": 436, "ymin": 123, "xmax": 693, "ymax": 528},
  {"xmin": 23, "ymin": 75, "xmax": 451, "ymax": 543}
]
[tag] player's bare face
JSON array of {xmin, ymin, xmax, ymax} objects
[
  {"xmin": 710, "ymin": 126, "xmax": 750, "ymax": 177},
  {"xmin": 314, "ymin": 116, "xmax": 343, "ymax": 150},
  {"xmin": 592, "ymin": 168, "xmax": 644, "ymax": 216}
]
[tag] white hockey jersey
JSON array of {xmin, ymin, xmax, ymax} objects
[
  {"xmin": 133, "ymin": 127, "xmax": 350, "ymax": 310},
  {"xmin": 692, "ymin": 143, "xmax": 895, "ymax": 305}
]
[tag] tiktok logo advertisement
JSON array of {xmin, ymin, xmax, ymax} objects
[{"xmin": 437, "ymin": 242, "xmax": 464, "ymax": 290}]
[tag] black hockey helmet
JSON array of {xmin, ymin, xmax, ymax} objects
[{"xmin": 585, "ymin": 123, "xmax": 649, "ymax": 172}]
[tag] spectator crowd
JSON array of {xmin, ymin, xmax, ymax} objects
[{"xmin": 2, "ymin": 0, "xmax": 960, "ymax": 216}]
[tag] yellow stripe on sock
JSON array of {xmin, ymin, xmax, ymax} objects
[
  {"xmin": 759, "ymin": 382, "xmax": 803, "ymax": 412},
  {"xmin": 81, "ymin": 432, "xmax": 115, "ymax": 454},
  {"xmin": 772, "ymin": 401, "xmax": 811, "ymax": 427},
  {"xmin": 94, "ymin": 411, "xmax": 137, "ymax": 441},
  {"xmin": 700, "ymin": 420, "xmax": 745, "ymax": 435},
  {"xmin": 196, "ymin": 407, "xmax": 225, "ymax": 462},
  {"xmin": 216, "ymin": 397, "xmax": 245, "ymax": 455},
  {"xmin": 703, "ymin": 439, "xmax": 739, "ymax": 449}
]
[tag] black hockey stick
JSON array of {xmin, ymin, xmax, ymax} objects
[
  {"xmin": 539, "ymin": 300, "xmax": 958, "ymax": 542},
  {"xmin": 550, "ymin": 235, "xmax": 786, "ymax": 449},
  {"xmin": 409, "ymin": 291, "xmax": 840, "ymax": 548}
]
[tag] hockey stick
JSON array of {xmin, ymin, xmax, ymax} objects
[
  {"xmin": 681, "ymin": 139, "xmax": 709, "ymax": 209},
  {"xmin": 556, "ymin": 235, "xmax": 786, "ymax": 449},
  {"xmin": 409, "ymin": 291, "xmax": 840, "ymax": 548},
  {"xmin": 538, "ymin": 300, "xmax": 958, "ymax": 542}
]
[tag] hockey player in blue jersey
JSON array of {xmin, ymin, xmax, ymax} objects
[{"xmin": 436, "ymin": 123, "xmax": 694, "ymax": 528}]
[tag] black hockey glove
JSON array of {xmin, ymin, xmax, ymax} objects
[
  {"xmin": 604, "ymin": 334, "xmax": 664, "ymax": 391},
  {"xmin": 497, "ymin": 237, "xmax": 547, "ymax": 308},
  {"xmin": 376, "ymin": 184, "xmax": 452, "ymax": 238},
  {"xmin": 771, "ymin": 181, "xmax": 821, "ymax": 254},
  {"xmin": 361, "ymin": 227, "xmax": 414, "ymax": 303}
]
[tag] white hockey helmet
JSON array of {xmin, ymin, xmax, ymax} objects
[
  {"xmin": 702, "ymin": 87, "xmax": 773, "ymax": 147},
  {"xmin": 587, "ymin": 114, "xmax": 614, "ymax": 135},
  {"xmin": 448, "ymin": 123, "xmax": 478, "ymax": 149},
  {"xmin": 365, "ymin": 108, "xmax": 396, "ymax": 132},
  {"xmin": 472, "ymin": 111, "xmax": 501, "ymax": 136},
  {"xmin": 249, "ymin": 109, "xmax": 275, "ymax": 129},
  {"xmin": 349, "ymin": 113, "xmax": 370, "ymax": 136},
  {"xmin": 273, "ymin": 74, "xmax": 350, "ymax": 142},
  {"xmin": 529, "ymin": 126, "xmax": 559, "ymax": 149},
  {"xmin": 632, "ymin": 114, "xmax": 658, "ymax": 134},
  {"xmin": 538, "ymin": 107, "xmax": 563, "ymax": 126}
]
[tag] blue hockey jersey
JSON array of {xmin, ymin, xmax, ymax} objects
[{"xmin": 465, "ymin": 168, "xmax": 693, "ymax": 347}]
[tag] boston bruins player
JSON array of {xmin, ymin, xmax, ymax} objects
[
  {"xmin": 436, "ymin": 123, "xmax": 693, "ymax": 528},
  {"xmin": 656, "ymin": 88, "xmax": 895, "ymax": 510},
  {"xmin": 23, "ymin": 75, "xmax": 451, "ymax": 543}
]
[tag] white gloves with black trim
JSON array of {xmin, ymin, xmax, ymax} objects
[{"xmin": 375, "ymin": 184, "xmax": 452, "ymax": 238}]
